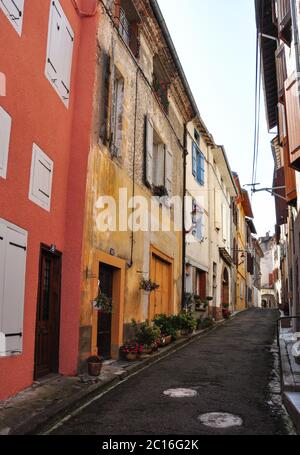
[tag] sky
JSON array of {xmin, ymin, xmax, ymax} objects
[{"xmin": 158, "ymin": 0, "xmax": 276, "ymax": 237}]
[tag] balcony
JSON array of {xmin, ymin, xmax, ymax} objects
[
  {"xmin": 277, "ymin": 0, "xmax": 292, "ymax": 45},
  {"xmin": 153, "ymin": 74, "xmax": 169, "ymax": 115}
]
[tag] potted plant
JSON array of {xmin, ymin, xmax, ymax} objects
[
  {"xmin": 131, "ymin": 320, "xmax": 161, "ymax": 355},
  {"xmin": 119, "ymin": 344, "xmax": 142, "ymax": 361},
  {"xmin": 92, "ymin": 291, "xmax": 113, "ymax": 314},
  {"xmin": 153, "ymin": 314, "xmax": 176, "ymax": 344},
  {"xmin": 87, "ymin": 355, "xmax": 103, "ymax": 377},
  {"xmin": 139, "ymin": 278, "xmax": 160, "ymax": 294}
]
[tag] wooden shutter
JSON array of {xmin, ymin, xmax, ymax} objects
[
  {"xmin": 60, "ymin": 19, "xmax": 74, "ymax": 104},
  {"xmin": 283, "ymin": 140, "xmax": 297, "ymax": 203},
  {"xmin": 0, "ymin": 106, "xmax": 12, "ymax": 179},
  {"xmin": 46, "ymin": 0, "xmax": 74, "ymax": 107},
  {"xmin": 46, "ymin": 1, "xmax": 63, "ymax": 89},
  {"xmin": 192, "ymin": 142, "xmax": 197, "ymax": 177},
  {"xmin": 0, "ymin": 0, "xmax": 24, "ymax": 35},
  {"xmin": 145, "ymin": 115, "xmax": 153, "ymax": 186},
  {"xmin": 214, "ymin": 189, "xmax": 221, "ymax": 230},
  {"xmin": 222, "ymin": 203, "xmax": 227, "ymax": 241},
  {"xmin": 275, "ymin": 44, "xmax": 287, "ymax": 101},
  {"xmin": 278, "ymin": 103, "xmax": 287, "ymax": 145},
  {"xmin": 99, "ymin": 52, "xmax": 111, "ymax": 143},
  {"xmin": 285, "ymin": 73, "xmax": 300, "ymax": 170},
  {"xmin": 165, "ymin": 147, "xmax": 173, "ymax": 196},
  {"xmin": 0, "ymin": 221, "xmax": 27, "ymax": 354},
  {"xmin": 29, "ymin": 144, "xmax": 54, "ymax": 211}
]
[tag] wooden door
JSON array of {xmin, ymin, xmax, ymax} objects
[
  {"xmin": 97, "ymin": 263, "xmax": 114, "ymax": 359},
  {"xmin": 34, "ymin": 247, "xmax": 61, "ymax": 379},
  {"xmin": 150, "ymin": 254, "xmax": 171, "ymax": 320}
]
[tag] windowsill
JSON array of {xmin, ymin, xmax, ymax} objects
[{"xmin": 0, "ymin": 351, "xmax": 22, "ymax": 358}]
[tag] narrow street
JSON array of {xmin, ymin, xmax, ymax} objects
[{"xmin": 49, "ymin": 310, "xmax": 294, "ymax": 435}]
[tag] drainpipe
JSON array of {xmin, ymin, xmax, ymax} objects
[{"xmin": 182, "ymin": 124, "xmax": 188, "ymax": 308}]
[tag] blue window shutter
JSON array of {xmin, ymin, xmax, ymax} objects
[
  {"xmin": 200, "ymin": 153, "xmax": 205, "ymax": 185},
  {"xmin": 192, "ymin": 143, "xmax": 197, "ymax": 177}
]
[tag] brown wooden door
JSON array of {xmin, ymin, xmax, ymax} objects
[
  {"xmin": 97, "ymin": 263, "xmax": 114, "ymax": 359},
  {"xmin": 150, "ymin": 254, "xmax": 171, "ymax": 320},
  {"xmin": 34, "ymin": 247, "xmax": 61, "ymax": 379}
]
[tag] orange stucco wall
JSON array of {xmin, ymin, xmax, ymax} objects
[{"xmin": 0, "ymin": 0, "xmax": 98, "ymax": 400}]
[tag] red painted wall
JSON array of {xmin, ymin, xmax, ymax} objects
[{"xmin": 0, "ymin": 0, "xmax": 98, "ymax": 400}]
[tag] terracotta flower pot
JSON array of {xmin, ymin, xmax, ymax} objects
[
  {"xmin": 126, "ymin": 352, "xmax": 138, "ymax": 361},
  {"xmin": 164, "ymin": 335, "xmax": 172, "ymax": 345},
  {"xmin": 87, "ymin": 360, "xmax": 102, "ymax": 377}
]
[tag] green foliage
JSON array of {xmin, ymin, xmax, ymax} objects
[
  {"xmin": 131, "ymin": 320, "xmax": 161, "ymax": 347},
  {"xmin": 153, "ymin": 314, "xmax": 177, "ymax": 337},
  {"xmin": 153, "ymin": 312, "xmax": 197, "ymax": 336}
]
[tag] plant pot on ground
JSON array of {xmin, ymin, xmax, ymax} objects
[
  {"xmin": 87, "ymin": 356, "xmax": 103, "ymax": 377},
  {"xmin": 131, "ymin": 319, "xmax": 161, "ymax": 348},
  {"xmin": 119, "ymin": 344, "xmax": 142, "ymax": 361}
]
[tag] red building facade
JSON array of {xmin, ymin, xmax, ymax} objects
[{"xmin": 0, "ymin": 0, "xmax": 98, "ymax": 400}]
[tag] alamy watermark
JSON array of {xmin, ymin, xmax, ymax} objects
[{"xmin": 95, "ymin": 188, "xmax": 205, "ymax": 243}]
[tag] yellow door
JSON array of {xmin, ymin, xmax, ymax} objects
[{"xmin": 150, "ymin": 253, "xmax": 171, "ymax": 320}]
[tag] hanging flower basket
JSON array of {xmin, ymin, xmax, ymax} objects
[
  {"xmin": 139, "ymin": 278, "xmax": 160, "ymax": 293},
  {"xmin": 92, "ymin": 292, "xmax": 113, "ymax": 314}
]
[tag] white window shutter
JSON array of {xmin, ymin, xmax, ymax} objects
[
  {"xmin": 222, "ymin": 203, "xmax": 227, "ymax": 241},
  {"xmin": 165, "ymin": 147, "xmax": 173, "ymax": 196},
  {"xmin": 59, "ymin": 18, "xmax": 74, "ymax": 104},
  {"xmin": 0, "ymin": 0, "xmax": 24, "ymax": 35},
  {"xmin": 45, "ymin": 0, "xmax": 74, "ymax": 107},
  {"xmin": 214, "ymin": 189, "xmax": 221, "ymax": 230},
  {"xmin": 46, "ymin": 1, "xmax": 63, "ymax": 89},
  {"xmin": 0, "ymin": 106, "xmax": 12, "ymax": 179},
  {"xmin": 29, "ymin": 144, "xmax": 54, "ymax": 211},
  {"xmin": 0, "ymin": 220, "xmax": 27, "ymax": 354},
  {"xmin": 145, "ymin": 115, "xmax": 153, "ymax": 186},
  {"xmin": 0, "ymin": 223, "xmax": 5, "ymax": 333}
]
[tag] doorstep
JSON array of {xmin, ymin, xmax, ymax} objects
[{"xmin": 0, "ymin": 317, "xmax": 233, "ymax": 435}]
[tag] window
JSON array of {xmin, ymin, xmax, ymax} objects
[
  {"xmin": 145, "ymin": 115, "xmax": 173, "ymax": 196},
  {"xmin": 111, "ymin": 69, "xmax": 124, "ymax": 158},
  {"xmin": 194, "ymin": 129, "xmax": 200, "ymax": 145},
  {"xmin": 0, "ymin": 0, "xmax": 24, "ymax": 36},
  {"xmin": 45, "ymin": 0, "xmax": 74, "ymax": 107},
  {"xmin": 29, "ymin": 144, "xmax": 54, "ymax": 211},
  {"xmin": 0, "ymin": 106, "xmax": 12, "ymax": 179},
  {"xmin": 192, "ymin": 142, "xmax": 205, "ymax": 185},
  {"xmin": 0, "ymin": 219, "xmax": 27, "ymax": 356},
  {"xmin": 153, "ymin": 56, "xmax": 170, "ymax": 115},
  {"xmin": 114, "ymin": 0, "xmax": 140, "ymax": 57}
]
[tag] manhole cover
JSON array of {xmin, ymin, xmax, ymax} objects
[
  {"xmin": 163, "ymin": 388, "xmax": 198, "ymax": 398},
  {"xmin": 198, "ymin": 413, "xmax": 243, "ymax": 429}
]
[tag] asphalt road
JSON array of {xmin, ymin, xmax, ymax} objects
[{"xmin": 51, "ymin": 309, "xmax": 294, "ymax": 435}]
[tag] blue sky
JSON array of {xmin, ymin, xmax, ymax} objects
[{"xmin": 158, "ymin": 0, "xmax": 276, "ymax": 237}]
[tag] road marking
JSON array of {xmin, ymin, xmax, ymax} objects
[
  {"xmin": 198, "ymin": 413, "xmax": 243, "ymax": 429},
  {"xmin": 163, "ymin": 388, "xmax": 198, "ymax": 398}
]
